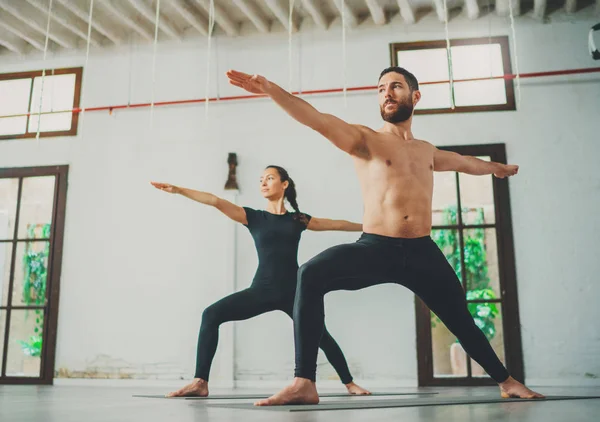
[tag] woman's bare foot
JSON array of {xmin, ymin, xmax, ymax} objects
[
  {"xmin": 254, "ymin": 378, "xmax": 319, "ymax": 406},
  {"xmin": 166, "ymin": 378, "xmax": 209, "ymax": 397},
  {"xmin": 499, "ymin": 377, "xmax": 544, "ymax": 399},
  {"xmin": 346, "ymin": 382, "xmax": 371, "ymax": 395}
]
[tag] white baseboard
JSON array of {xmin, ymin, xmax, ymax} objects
[
  {"xmin": 52, "ymin": 378, "xmax": 417, "ymax": 389},
  {"xmin": 234, "ymin": 379, "xmax": 418, "ymax": 389},
  {"xmin": 53, "ymin": 378, "xmax": 234, "ymax": 389},
  {"xmin": 526, "ymin": 378, "xmax": 600, "ymax": 387},
  {"xmin": 53, "ymin": 377, "xmax": 600, "ymax": 389}
]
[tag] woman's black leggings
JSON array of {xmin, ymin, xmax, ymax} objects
[
  {"xmin": 195, "ymin": 286, "xmax": 353, "ymax": 384},
  {"xmin": 293, "ymin": 233, "xmax": 510, "ymax": 384}
]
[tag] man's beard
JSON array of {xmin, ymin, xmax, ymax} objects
[{"xmin": 380, "ymin": 97, "xmax": 414, "ymax": 123}]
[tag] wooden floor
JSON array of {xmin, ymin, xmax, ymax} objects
[{"xmin": 1, "ymin": 384, "xmax": 599, "ymax": 422}]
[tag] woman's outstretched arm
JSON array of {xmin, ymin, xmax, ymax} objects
[
  {"xmin": 150, "ymin": 182, "xmax": 247, "ymax": 224},
  {"xmin": 306, "ymin": 217, "xmax": 362, "ymax": 232}
]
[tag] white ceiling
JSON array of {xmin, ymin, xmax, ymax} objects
[{"xmin": 0, "ymin": 0, "xmax": 595, "ymax": 55}]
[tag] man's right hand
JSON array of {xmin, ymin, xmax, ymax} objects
[
  {"xmin": 150, "ymin": 181, "xmax": 181, "ymax": 194},
  {"xmin": 226, "ymin": 70, "xmax": 271, "ymax": 94}
]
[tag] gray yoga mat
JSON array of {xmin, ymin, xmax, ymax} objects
[
  {"xmin": 206, "ymin": 395, "xmax": 600, "ymax": 412},
  {"xmin": 133, "ymin": 391, "xmax": 438, "ymax": 400}
]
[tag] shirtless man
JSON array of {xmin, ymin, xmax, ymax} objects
[{"xmin": 226, "ymin": 66, "xmax": 544, "ymax": 406}]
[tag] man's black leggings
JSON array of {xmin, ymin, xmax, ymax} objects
[
  {"xmin": 293, "ymin": 233, "xmax": 510, "ymax": 383},
  {"xmin": 195, "ymin": 286, "xmax": 353, "ymax": 384}
]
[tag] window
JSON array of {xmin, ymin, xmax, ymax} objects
[
  {"xmin": 0, "ymin": 68, "xmax": 82, "ymax": 141},
  {"xmin": 415, "ymin": 144, "xmax": 524, "ymax": 386},
  {"xmin": 0, "ymin": 165, "xmax": 68, "ymax": 385},
  {"xmin": 390, "ymin": 37, "xmax": 515, "ymax": 114}
]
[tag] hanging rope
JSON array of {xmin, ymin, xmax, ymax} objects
[
  {"xmin": 487, "ymin": 0, "xmax": 493, "ymax": 78},
  {"xmin": 36, "ymin": 0, "xmax": 54, "ymax": 141},
  {"xmin": 79, "ymin": 0, "xmax": 94, "ymax": 137},
  {"xmin": 296, "ymin": 0, "xmax": 303, "ymax": 96},
  {"xmin": 341, "ymin": 0, "xmax": 347, "ymax": 107},
  {"xmin": 205, "ymin": 0, "xmax": 216, "ymax": 121},
  {"xmin": 508, "ymin": 0, "xmax": 521, "ymax": 106},
  {"xmin": 127, "ymin": 33, "xmax": 134, "ymax": 109},
  {"xmin": 442, "ymin": 0, "xmax": 455, "ymax": 109},
  {"xmin": 149, "ymin": 0, "xmax": 161, "ymax": 128},
  {"xmin": 288, "ymin": 0, "xmax": 295, "ymax": 91}
]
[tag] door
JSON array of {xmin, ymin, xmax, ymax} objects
[
  {"xmin": 0, "ymin": 165, "xmax": 68, "ymax": 384},
  {"xmin": 416, "ymin": 144, "xmax": 524, "ymax": 386}
]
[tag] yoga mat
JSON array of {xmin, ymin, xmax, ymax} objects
[
  {"xmin": 133, "ymin": 391, "xmax": 438, "ymax": 400},
  {"xmin": 206, "ymin": 395, "xmax": 600, "ymax": 412}
]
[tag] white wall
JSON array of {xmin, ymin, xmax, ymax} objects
[
  {"xmin": 0, "ymin": 213, "xmax": 7, "ymax": 307},
  {"xmin": 1, "ymin": 9, "xmax": 599, "ymax": 387}
]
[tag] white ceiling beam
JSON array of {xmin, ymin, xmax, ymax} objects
[
  {"xmin": 98, "ymin": 0, "xmax": 153, "ymax": 42},
  {"xmin": 432, "ymin": 0, "xmax": 447, "ymax": 22},
  {"xmin": 264, "ymin": 0, "xmax": 298, "ymax": 32},
  {"xmin": 194, "ymin": 0, "xmax": 239, "ymax": 37},
  {"xmin": 514, "ymin": 0, "xmax": 522, "ymax": 15},
  {"xmin": 55, "ymin": 0, "xmax": 122, "ymax": 45},
  {"xmin": 0, "ymin": 14, "xmax": 45, "ymax": 51},
  {"xmin": 301, "ymin": 0, "xmax": 329, "ymax": 30},
  {"xmin": 564, "ymin": 0, "xmax": 576, "ymax": 13},
  {"xmin": 331, "ymin": 0, "xmax": 358, "ymax": 28},
  {"xmin": 232, "ymin": 0, "xmax": 270, "ymax": 33},
  {"xmin": 366, "ymin": 0, "xmax": 386, "ymax": 25},
  {"xmin": 396, "ymin": 0, "xmax": 415, "ymax": 24},
  {"xmin": 0, "ymin": 31, "xmax": 29, "ymax": 54},
  {"xmin": 463, "ymin": 0, "xmax": 480, "ymax": 19},
  {"xmin": 171, "ymin": 0, "xmax": 208, "ymax": 36},
  {"xmin": 0, "ymin": 0, "xmax": 76, "ymax": 48},
  {"xmin": 25, "ymin": 0, "xmax": 102, "ymax": 47},
  {"xmin": 532, "ymin": 0, "xmax": 547, "ymax": 19},
  {"xmin": 125, "ymin": 0, "xmax": 182, "ymax": 41},
  {"xmin": 495, "ymin": 0, "xmax": 521, "ymax": 17}
]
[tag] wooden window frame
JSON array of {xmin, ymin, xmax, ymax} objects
[
  {"xmin": 390, "ymin": 36, "xmax": 516, "ymax": 115},
  {"xmin": 415, "ymin": 143, "xmax": 525, "ymax": 386},
  {"xmin": 0, "ymin": 165, "xmax": 68, "ymax": 385},
  {"xmin": 0, "ymin": 67, "xmax": 82, "ymax": 141}
]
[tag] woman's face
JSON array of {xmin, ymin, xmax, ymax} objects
[{"xmin": 260, "ymin": 168, "xmax": 288, "ymax": 199}]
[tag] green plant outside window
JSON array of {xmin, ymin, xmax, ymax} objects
[
  {"xmin": 17, "ymin": 223, "xmax": 50, "ymax": 358},
  {"xmin": 431, "ymin": 206, "xmax": 499, "ymax": 342}
]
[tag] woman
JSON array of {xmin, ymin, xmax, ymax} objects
[{"xmin": 151, "ymin": 165, "xmax": 370, "ymax": 397}]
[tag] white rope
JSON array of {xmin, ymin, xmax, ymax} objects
[
  {"xmin": 442, "ymin": 0, "xmax": 455, "ymax": 109},
  {"xmin": 341, "ymin": 0, "xmax": 347, "ymax": 107},
  {"xmin": 508, "ymin": 0, "xmax": 521, "ymax": 106},
  {"xmin": 205, "ymin": 0, "xmax": 215, "ymax": 121},
  {"xmin": 128, "ymin": 33, "xmax": 134, "ymax": 107},
  {"xmin": 79, "ymin": 0, "xmax": 94, "ymax": 137},
  {"xmin": 288, "ymin": 0, "xmax": 295, "ymax": 91},
  {"xmin": 487, "ymin": 0, "xmax": 493, "ymax": 78},
  {"xmin": 36, "ymin": 0, "xmax": 54, "ymax": 141},
  {"xmin": 149, "ymin": 0, "xmax": 160, "ymax": 129},
  {"xmin": 297, "ymin": 0, "xmax": 303, "ymax": 96}
]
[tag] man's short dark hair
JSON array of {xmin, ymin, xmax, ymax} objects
[{"xmin": 379, "ymin": 67, "xmax": 419, "ymax": 92}]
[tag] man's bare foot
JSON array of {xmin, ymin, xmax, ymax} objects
[
  {"xmin": 254, "ymin": 378, "xmax": 319, "ymax": 406},
  {"xmin": 166, "ymin": 378, "xmax": 209, "ymax": 397},
  {"xmin": 346, "ymin": 382, "xmax": 371, "ymax": 395},
  {"xmin": 499, "ymin": 377, "xmax": 545, "ymax": 399}
]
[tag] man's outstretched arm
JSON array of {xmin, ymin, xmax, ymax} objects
[
  {"xmin": 226, "ymin": 70, "xmax": 369, "ymax": 157},
  {"xmin": 433, "ymin": 148, "xmax": 518, "ymax": 178}
]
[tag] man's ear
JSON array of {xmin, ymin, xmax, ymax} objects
[{"xmin": 413, "ymin": 89, "xmax": 421, "ymax": 106}]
